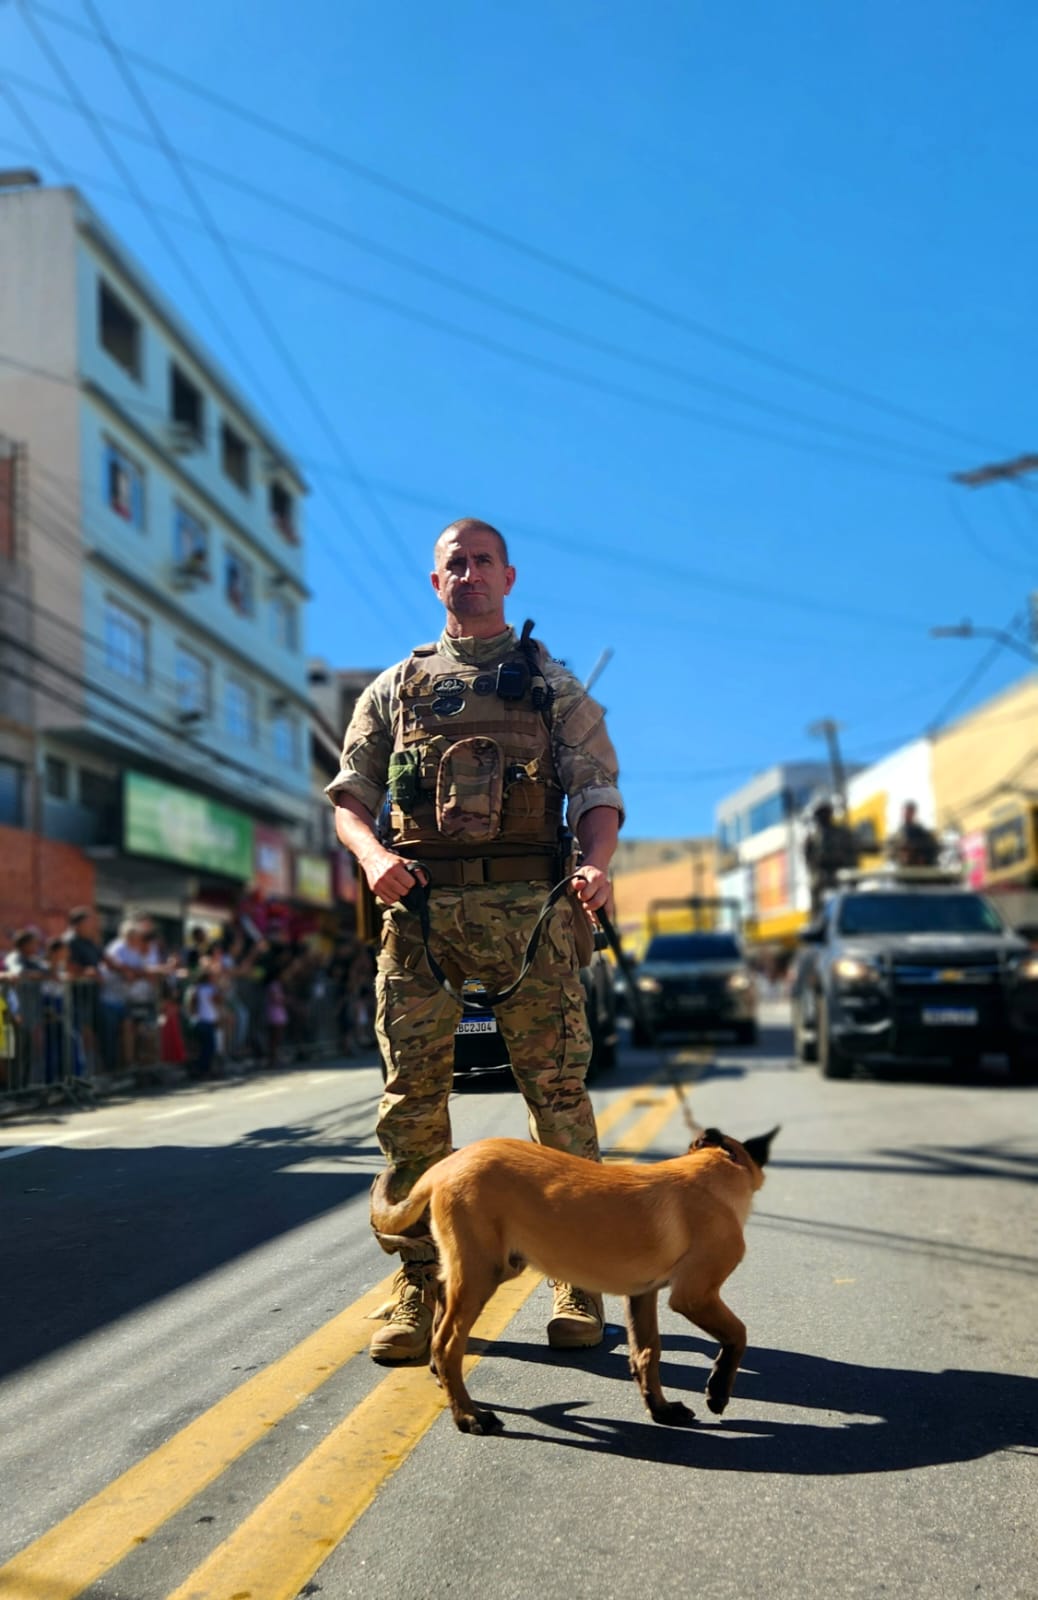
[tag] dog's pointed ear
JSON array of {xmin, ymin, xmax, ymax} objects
[
  {"xmin": 690, "ymin": 1127, "xmax": 726, "ymax": 1152},
  {"xmin": 742, "ymin": 1126, "xmax": 780, "ymax": 1170}
]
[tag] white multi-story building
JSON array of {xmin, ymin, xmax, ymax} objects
[
  {"xmin": 0, "ymin": 177, "xmax": 312, "ymax": 930},
  {"xmin": 714, "ymin": 761, "xmax": 837, "ymax": 944}
]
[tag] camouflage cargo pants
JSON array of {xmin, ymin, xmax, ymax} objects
[{"xmin": 374, "ymin": 882, "xmax": 600, "ymax": 1260}]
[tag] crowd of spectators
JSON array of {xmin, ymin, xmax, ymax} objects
[{"xmin": 0, "ymin": 905, "xmax": 376, "ymax": 1091}]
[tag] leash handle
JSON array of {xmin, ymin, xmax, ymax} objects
[{"xmin": 398, "ymin": 861, "xmax": 580, "ymax": 1012}]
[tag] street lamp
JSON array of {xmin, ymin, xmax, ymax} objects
[{"xmin": 929, "ymin": 621, "xmax": 1037, "ymax": 666}]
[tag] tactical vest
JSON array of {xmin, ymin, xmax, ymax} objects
[{"xmin": 386, "ymin": 641, "xmax": 563, "ymax": 858}]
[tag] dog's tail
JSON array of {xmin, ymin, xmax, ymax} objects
[{"xmin": 369, "ymin": 1167, "xmax": 437, "ymax": 1255}]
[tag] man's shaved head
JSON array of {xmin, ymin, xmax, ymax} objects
[{"xmin": 435, "ymin": 518, "xmax": 509, "ymax": 566}]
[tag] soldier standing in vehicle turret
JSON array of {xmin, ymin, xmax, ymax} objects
[
  {"xmin": 887, "ymin": 800, "xmax": 940, "ymax": 868},
  {"xmin": 804, "ymin": 799, "xmax": 861, "ymax": 915},
  {"xmin": 327, "ymin": 519, "xmax": 623, "ymax": 1364}
]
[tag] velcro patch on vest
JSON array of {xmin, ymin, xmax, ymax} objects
[{"xmin": 436, "ymin": 737, "xmax": 504, "ymax": 842}]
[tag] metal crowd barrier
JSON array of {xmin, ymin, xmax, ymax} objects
[{"xmin": 0, "ymin": 969, "xmax": 354, "ymax": 1111}]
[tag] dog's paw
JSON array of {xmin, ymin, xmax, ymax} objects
[
  {"xmin": 705, "ymin": 1386, "xmax": 729, "ymax": 1415},
  {"xmin": 455, "ymin": 1407, "xmax": 504, "ymax": 1436},
  {"xmin": 652, "ymin": 1400, "xmax": 697, "ymax": 1428}
]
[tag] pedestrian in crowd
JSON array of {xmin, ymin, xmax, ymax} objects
[
  {"xmin": 263, "ymin": 970, "xmax": 289, "ymax": 1069},
  {"xmin": 187, "ymin": 960, "xmax": 221, "ymax": 1078},
  {"xmin": 62, "ymin": 906, "xmax": 106, "ymax": 979},
  {"xmin": 887, "ymin": 800, "xmax": 940, "ymax": 868},
  {"xmin": 804, "ymin": 799, "xmax": 861, "ymax": 916},
  {"xmin": 62, "ymin": 905, "xmax": 107, "ymax": 1072},
  {"xmin": 3, "ymin": 927, "xmax": 49, "ymax": 979},
  {"xmin": 3, "ymin": 929, "xmax": 48, "ymax": 1083},
  {"xmin": 41, "ymin": 936, "xmax": 71, "ymax": 1082},
  {"xmin": 328, "ymin": 517, "xmax": 623, "ymax": 1363}
]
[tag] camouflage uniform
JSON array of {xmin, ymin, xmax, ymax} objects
[
  {"xmin": 804, "ymin": 818, "xmax": 860, "ymax": 915},
  {"xmin": 887, "ymin": 820, "xmax": 939, "ymax": 868},
  {"xmin": 326, "ymin": 626, "xmax": 623, "ymax": 1262}
]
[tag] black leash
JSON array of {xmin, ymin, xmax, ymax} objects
[
  {"xmin": 595, "ymin": 903, "xmax": 701, "ymax": 1140},
  {"xmin": 398, "ymin": 863, "xmax": 579, "ymax": 1012}
]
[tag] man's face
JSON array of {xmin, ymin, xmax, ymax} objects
[{"xmin": 431, "ymin": 527, "xmax": 515, "ymax": 627}]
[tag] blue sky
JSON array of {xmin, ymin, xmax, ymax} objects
[{"xmin": 2, "ymin": 0, "xmax": 1037, "ymax": 837}]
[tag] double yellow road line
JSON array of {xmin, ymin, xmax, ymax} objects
[{"xmin": 0, "ymin": 1064, "xmax": 704, "ymax": 1600}]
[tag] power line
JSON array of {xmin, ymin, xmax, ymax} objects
[
  {"xmin": 11, "ymin": 6, "xmax": 284, "ymax": 422},
  {"xmin": 73, "ymin": 0, "xmax": 424, "ymax": 600},
  {"xmin": 19, "ymin": 0, "xmax": 1010, "ymax": 458},
  {"xmin": 925, "ymin": 610, "xmax": 1025, "ymax": 735},
  {"xmin": 0, "ymin": 352, "xmax": 940, "ymax": 636},
  {"xmin": 0, "ymin": 76, "xmax": 956, "ymax": 474},
  {"xmin": 0, "ymin": 58, "xmax": 421, "ymax": 636}
]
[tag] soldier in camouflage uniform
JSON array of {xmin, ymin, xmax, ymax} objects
[
  {"xmin": 327, "ymin": 518, "xmax": 623, "ymax": 1363},
  {"xmin": 804, "ymin": 799, "xmax": 861, "ymax": 915},
  {"xmin": 886, "ymin": 801, "xmax": 939, "ymax": 868}
]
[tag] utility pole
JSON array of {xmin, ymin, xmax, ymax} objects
[
  {"xmin": 808, "ymin": 718, "xmax": 847, "ymax": 811},
  {"xmin": 950, "ymin": 453, "xmax": 1038, "ymax": 489}
]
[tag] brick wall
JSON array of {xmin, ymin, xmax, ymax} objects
[{"xmin": 0, "ymin": 824, "xmax": 95, "ymax": 942}]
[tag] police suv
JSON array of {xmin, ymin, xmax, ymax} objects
[
  {"xmin": 790, "ymin": 868, "xmax": 1038, "ymax": 1080},
  {"xmin": 453, "ymin": 947, "xmax": 618, "ymax": 1083}
]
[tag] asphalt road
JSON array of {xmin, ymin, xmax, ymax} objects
[{"xmin": 0, "ymin": 1004, "xmax": 1035, "ymax": 1600}]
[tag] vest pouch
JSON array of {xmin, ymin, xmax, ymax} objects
[
  {"xmin": 388, "ymin": 750, "xmax": 422, "ymax": 811},
  {"xmin": 436, "ymin": 737, "xmax": 504, "ymax": 842}
]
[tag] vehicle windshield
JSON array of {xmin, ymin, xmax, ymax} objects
[
  {"xmin": 836, "ymin": 893, "xmax": 1005, "ymax": 938},
  {"xmin": 643, "ymin": 934, "xmax": 741, "ymax": 962}
]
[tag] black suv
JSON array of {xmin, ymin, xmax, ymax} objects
[
  {"xmin": 453, "ymin": 948, "xmax": 618, "ymax": 1081},
  {"xmin": 790, "ymin": 871, "xmax": 1038, "ymax": 1080},
  {"xmin": 631, "ymin": 930, "xmax": 758, "ymax": 1046}
]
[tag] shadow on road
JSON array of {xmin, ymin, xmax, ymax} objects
[
  {"xmin": 477, "ymin": 1334, "xmax": 1038, "ymax": 1473},
  {"xmin": 0, "ymin": 1104, "xmax": 382, "ymax": 1381}
]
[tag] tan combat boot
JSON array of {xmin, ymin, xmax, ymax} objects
[
  {"xmin": 547, "ymin": 1282, "xmax": 605, "ymax": 1349},
  {"xmin": 369, "ymin": 1262, "xmax": 439, "ymax": 1363}
]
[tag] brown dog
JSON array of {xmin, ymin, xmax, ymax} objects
[{"xmin": 369, "ymin": 1124, "xmax": 778, "ymax": 1434}]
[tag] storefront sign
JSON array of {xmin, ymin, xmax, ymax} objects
[
  {"xmin": 960, "ymin": 830, "xmax": 987, "ymax": 890},
  {"xmin": 985, "ymin": 809, "xmax": 1034, "ymax": 881},
  {"xmin": 253, "ymin": 824, "xmax": 291, "ymax": 896},
  {"xmin": 124, "ymin": 772, "xmax": 254, "ymax": 879},
  {"xmin": 295, "ymin": 852, "xmax": 333, "ymax": 906}
]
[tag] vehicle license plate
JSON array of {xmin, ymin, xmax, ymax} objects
[
  {"xmin": 456, "ymin": 1017, "xmax": 497, "ymax": 1034},
  {"xmin": 922, "ymin": 1007, "xmax": 978, "ymax": 1026},
  {"xmin": 677, "ymin": 995, "xmax": 708, "ymax": 1009}
]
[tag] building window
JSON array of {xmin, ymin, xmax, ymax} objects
[
  {"xmin": 220, "ymin": 421, "xmax": 250, "ymax": 492},
  {"xmin": 169, "ymin": 363, "xmax": 205, "ymax": 447},
  {"xmin": 269, "ymin": 481, "xmax": 298, "ymax": 543},
  {"xmin": 173, "ymin": 506, "xmax": 209, "ymax": 581},
  {"xmin": 103, "ymin": 441, "xmax": 145, "ymax": 528},
  {"xmin": 272, "ymin": 712, "xmax": 296, "ymax": 767},
  {"xmin": 225, "ymin": 677, "xmax": 257, "ymax": 745},
  {"xmin": 44, "ymin": 755, "xmax": 70, "ymax": 800},
  {"xmin": 175, "ymin": 645, "xmax": 210, "ymax": 719},
  {"xmin": 224, "ymin": 549, "xmax": 254, "ymax": 617},
  {"xmin": 103, "ymin": 597, "xmax": 148, "ymax": 685},
  {"xmin": 98, "ymin": 280, "xmax": 142, "ymax": 380},
  {"xmin": 270, "ymin": 593, "xmax": 298, "ymax": 651},
  {"xmin": 0, "ymin": 757, "xmax": 25, "ymax": 826}
]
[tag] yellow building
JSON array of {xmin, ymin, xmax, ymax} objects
[
  {"xmin": 610, "ymin": 840, "xmax": 718, "ymax": 959},
  {"xmin": 932, "ymin": 674, "xmax": 1038, "ymax": 918}
]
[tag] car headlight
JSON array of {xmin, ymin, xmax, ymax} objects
[
  {"xmin": 1014, "ymin": 955, "xmax": 1038, "ymax": 981},
  {"xmin": 636, "ymin": 976, "xmax": 662, "ymax": 994},
  {"xmin": 727, "ymin": 973, "xmax": 753, "ymax": 991},
  {"xmin": 833, "ymin": 956, "xmax": 881, "ymax": 985}
]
